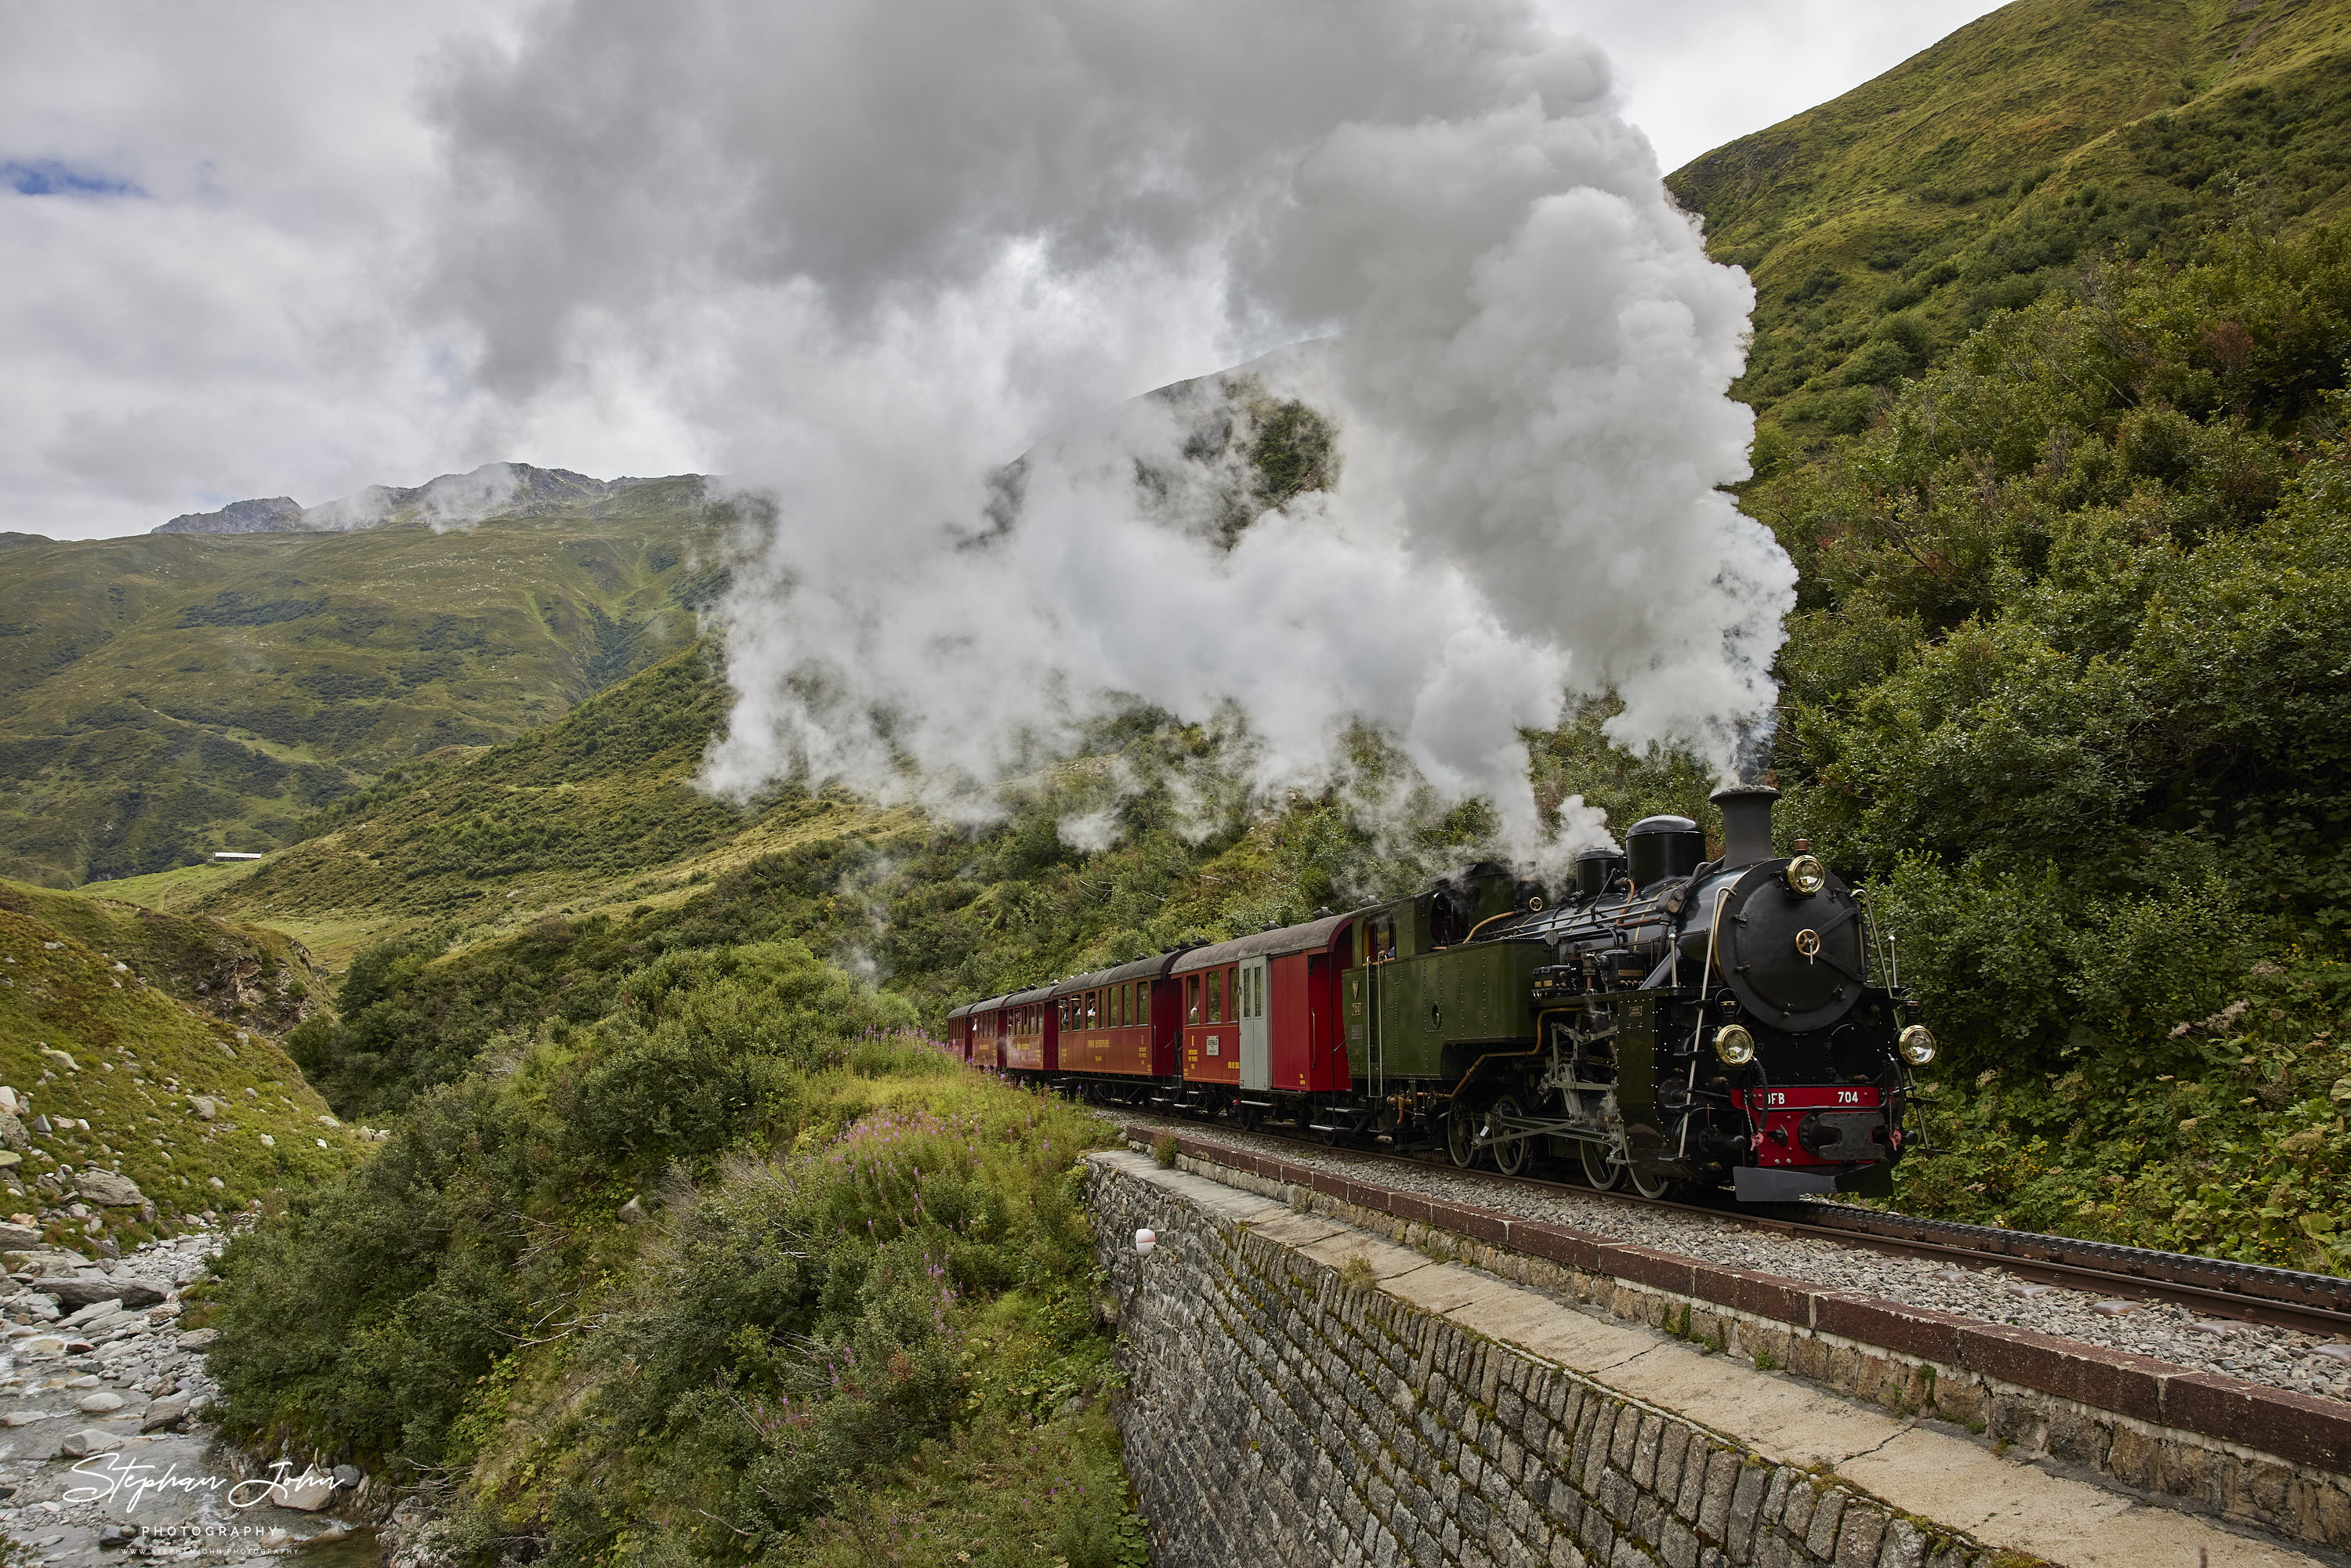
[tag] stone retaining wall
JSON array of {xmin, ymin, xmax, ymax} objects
[
  {"xmin": 1125, "ymin": 1128, "xmax": 2351, "ymax": 1554},
  {"xmin": 1092, "ymin": 1155, "xmax": 2000, "ymax": 1568}
]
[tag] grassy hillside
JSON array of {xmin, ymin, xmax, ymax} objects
[
  {"xmin": 0, "ymin": 484, "xmax": 734, "ymax": 888},
  {"xmin": 1670, "ymin": 0, "xmax": 2351, "ymax": 444},
  {"xmin": 0, "ymin": 905, "xmax": 371, "ymax": 1252},
  {"xmin": 71, "ymin": 644, "xmax": 918, "ymax": 976},
  {"xmin": 0, "ymin": 877, "xmax": 324, "ymax": 1034}
]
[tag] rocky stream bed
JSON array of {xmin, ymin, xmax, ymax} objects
[{"xmin": 0, "ymin": 1231, "xmax": 379, "ymax": 1567}]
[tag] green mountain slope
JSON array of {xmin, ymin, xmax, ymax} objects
[
  {"xmin": 1670, "ymin": 0, "xmax": 2351, "ymax": 441},
  {"xmin": 0, "ymin": 878, "xmax": 324, "ymax": 1034},
  {"xmin": 0, "ymin": 904, "xmax": 369, "ymax": 1251},
  {"xmin": 91, "ymin": 643, "xmax": 917, "ymax": 971},
  {"xmin": 0, "ymin": 483, "xmax": 734, "ymax": 887}
]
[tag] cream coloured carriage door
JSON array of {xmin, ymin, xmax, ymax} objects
[{"xmin": 1238, "ymin": 955, "xmax": 1271, "ymax": 1092}]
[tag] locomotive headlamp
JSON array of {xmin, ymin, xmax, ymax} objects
[
  {"xmin": 1899, "ymin": 1025, "xmax": 1937, "ymax": 1066},
  {"xmin": 1713, "ymin": 1024, "xmax": 1756, "ymax": 1065},
  {"xmin": 1783, "ymin": 854, "xmax": 1828, "ymax": 896}
]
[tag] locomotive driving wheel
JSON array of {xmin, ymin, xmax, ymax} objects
[
  {"xmin": 1628, "ymin": 1161, "xmax": 1682, "ymax": 1201},
  {"xmin": 1487, "ymin": 1095, "xmax": 1532, "ymax": 1177},
  {"xmin": 1446, "ymin": 1103, "xmax": 1478, "ymax": 1168},
  {"xmin": 1578, "ymin": 1139, "xmax": 1620, "ymax": 1190}
]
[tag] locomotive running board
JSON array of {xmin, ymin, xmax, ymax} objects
[{"xmin": 1733, "ymin": 1163, "xmax": 1894, "ymax": 1202}]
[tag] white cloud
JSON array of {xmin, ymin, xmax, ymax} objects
[{"xmin": 0, "ymin": 2, "xmax": 2003, "ymax": 542}]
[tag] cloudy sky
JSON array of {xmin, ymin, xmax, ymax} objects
[{"xmin": 2, "ymin": 1, "xmax": 2006, "ymax": 542}]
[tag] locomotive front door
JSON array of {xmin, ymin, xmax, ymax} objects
[{"xmin": 1238, "ymin": 956, "xmax": 1270, "ymax": 1092}]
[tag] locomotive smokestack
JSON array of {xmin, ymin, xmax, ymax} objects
[{"xmin": 1712, "ymin": 783, "xmax": 1780, "ymax": 868}]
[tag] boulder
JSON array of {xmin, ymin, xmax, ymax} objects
[
  {"xmin": 332, "ymin": 1464, "xmax": 363, "ymax": 1488},
  {"xmin": 176, "ymin": 1327, "xmax": 219, "ymax": 1352},
  {"xmin": 96, "ymin": 1523, "xmax": 140, "ymax": 1550},
  {"xmin": 17, "ymin": 1335, "xmax": 65, "ymax": 1356},
  {"xmin": 0, "ymin": 1111, "xmax": 27, "ymax": 1154},
  {"xmin": 62, "ymin": 1298, "xmax": 124, "ymax": 1327},
  {"xmin": 139, "ymin": 1396, "xmax": 190, "ymax": 1433},
  {"xmin": 616, "ymin": 1197, "xmax": 645, "ymax": 1224},
  {"xmin": 187, "ymin": 1097, "xmax": 217, "ymax": 1122},
  {"xmin": 74, "ymin": 1170, "xmax": 144, "ymax": 1208},
  {"xmin": 271, "ymin": 1471, "xmax": 335, "ymax": 1512},
  {"xmin": 0, "ymin": 1088, "xmax": 21, "ymax": 1115},
  {"xmin": 0, "ymin": 1222, "xmax": 42, "ymax": 1249},
  {"xmin": 75, "ymin": 1392, "xmax": 126, "ymax": 1414},
  {"xmin": 60, "ymin": 1429, "xmax": 121, "ymax": 1458},
  {"xmin": 50, "ymin": 1277, "xmax": 163, "ymax": 1311},
  {"xmin": 10, "ymin": 1292, "xmax": 58, "ymax": 1321}
]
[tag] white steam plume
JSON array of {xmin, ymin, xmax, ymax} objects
[{"xmin": 422, "ymin": 0, "xmax": 1791, "ymax": 854}]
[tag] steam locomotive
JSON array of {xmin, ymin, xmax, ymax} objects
[{"xmin": 947, "ymin": 784, "xmax": 1936, "ymax": 1201}]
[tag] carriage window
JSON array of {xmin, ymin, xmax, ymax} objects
[
  {"xmin": 1204, "ymin": 969, "xmax": 1221, "ymax": 1023},
  {"xmin": 1121, "ymin": 983, "xmax": 1133, "ymax": 1027},
  {"xmin": 1087, "ymin": 991, "xmax": 1098, "ymax": 1027},
  {"xmin": 1186, "ymin": 973, "xmax": 1201, "ymax": 1024}
]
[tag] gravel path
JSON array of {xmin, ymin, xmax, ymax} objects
[{"xmin": 1094, "ymin": 1107, "xmax": 2351, "ymax": 1408}]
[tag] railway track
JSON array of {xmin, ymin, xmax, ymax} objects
[{"xmin": 1103, "ymin": 1104, "xmax": 2351, "ymax": 1340}]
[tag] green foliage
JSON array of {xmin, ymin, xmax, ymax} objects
[
  {"xmin": 1249, "ymin": 397, "xmax": 1338, "ymax": 509},
  {"xmin": 1896, "ymin": 955, "xmax": 2351, "ymax": 1273},
  {"xmin": 1751, "ymin": 223, "xmax": 2351, "ymax": 1260},
  {"xmin": 212, "ymin": 983, "xmax": 1121, "ymax": 1566},
  {"xmin": 1669, "ymin": 0, "xmax": 2351, "ymax": 437}
]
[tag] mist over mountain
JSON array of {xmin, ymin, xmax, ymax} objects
[{"xmin": 153, "ymin": 462, "xmax": 698, "ymax": 536}]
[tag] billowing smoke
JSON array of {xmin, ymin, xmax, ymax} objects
[{"xmin": 422, "ymin": 0, "xmax": 1791, "ymax": 856}]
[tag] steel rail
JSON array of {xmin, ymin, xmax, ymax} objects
[{"xmin": 1099, "ymin": 1103, "xmax": 2351, "ymax": 1339}]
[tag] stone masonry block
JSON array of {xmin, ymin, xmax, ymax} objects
[
  {"xmin": 1632, "ymin": 1412, "xmax": 1664, "ymax": 1489},
  {"xmin": 1803, "ymin": 1491, "xmax": 1844, "ymax": 1560},
  {"xmin": 1656, "ymin": 1424, "xmax": 1691, "ymax": 1503},
  {"xmin": 1675, "ymin": 1439, "xmax": 1712, "ymax": 1521},
  {"xmin": 1832, "ymin": 1505, "xmax": 1886, "ymax": 1568},
  {"xmin": 1875, "ymin": 1519, "xmax": 1928, "ymax": 1568},
  {"xmin": 1612, "ymin": 1408, "xmax": 1641, "ymax": 1470},
  {"xmin": 1698, "ymin": 1450, "xmax": 1741, "ymax": 1540},
  {"xmin": 1727, "ymin": 1462, "xmax": 1770, "ymax": 1558},
  {"xmin": 1598, "ymin": 1468, "xmax": 1638, "ymax": 1524}
]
